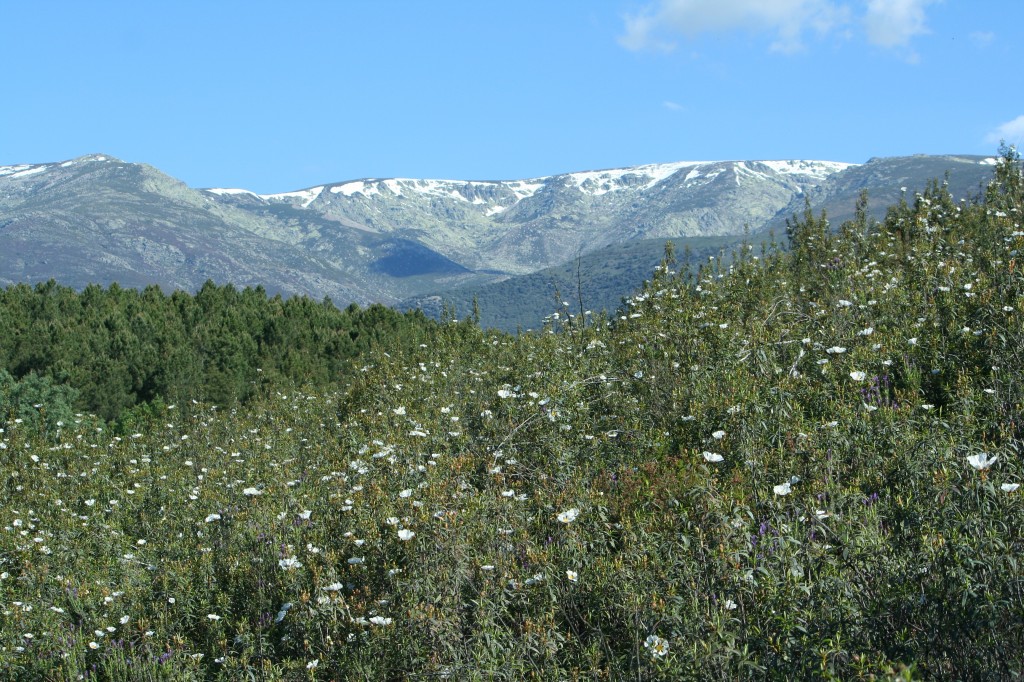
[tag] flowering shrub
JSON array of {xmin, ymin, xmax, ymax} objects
[{"xmin": 0, "ymin": 148, "xmax": 1022, "ymax": 679}]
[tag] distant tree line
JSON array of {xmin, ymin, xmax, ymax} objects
[{"xmin": 0, "ymin": 280, "xmax": 436, "ymax": 425}]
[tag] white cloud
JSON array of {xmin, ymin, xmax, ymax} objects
[
  {"xmin": 663, "ymin": 100, "xmax": 685, "ymax": 111},
  {"xmin": 864, "ymin": 0, "xmax": 938, "ymax": 48},
  {"xmin": 986, "ymin": 115, "xmax": 1024, "ymax": 146},
  {"xmin": 619, "ymin": 13, "xmax": 677, "ymax": 52},
  {"xmin": 620, "ymin": 0, "xmax": 938, "ymax": 55},
  {"xmin": 619, "ymin": 0, "xmax": 850, "ymax": 53}
]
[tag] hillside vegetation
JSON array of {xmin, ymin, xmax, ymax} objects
[
  {"xmin": 404, "ymin": 235, "xmax": 743, "ymax": 332},
  {"xmin": 0, "ymin": 282, "xmax": 435, "ymax": 423},
  {"xmin": 0, "ymin": 148, "xmax": 1022, "ymax": 679}
]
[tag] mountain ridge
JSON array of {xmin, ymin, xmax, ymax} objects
[{"xmin": 0, "ymin": 152, "xmax": 1000, "ymax": 328}]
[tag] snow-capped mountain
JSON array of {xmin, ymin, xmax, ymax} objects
[
  {"xmin": 201, "ymin": 158, "xmax": 855, "ymax": 276},
  {"xmin": 0, "ymin": 153, "xmax": 998, "ymax": 327}
]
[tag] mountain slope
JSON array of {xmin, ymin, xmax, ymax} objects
[
  {"xmin": 402, "ymin": 155, "xmax": 1000, "ymax": 330},
  {"xmin": 0, "ymin": 153, "xmax": 1000, "ymax": 316},
  {"xmin": 244, "ymin": 159, "xmax": 849, "ymax": 275},
  {"xmin": 766, "ymin": 154, "xmax": 997, "ymax": 232},
  {"xmin": 402, "ymin": 235, "xmax": 742, "ymax": 331},
  {"xmin": 0, "ymin": 155, "xmax": 481, "ymax": 303}
]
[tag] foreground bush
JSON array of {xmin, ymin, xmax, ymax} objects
[{"xmin": 0, "ymin": 149, "xmax": 1021, "ymax": 679}]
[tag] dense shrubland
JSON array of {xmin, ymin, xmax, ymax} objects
[
  {"xmin": 0, "ymin": 282, "xmax": 435, "ymax": 423},
  {"xmin": 0, "ymin": 148, "xmax": 1022, "ymax": 679}
]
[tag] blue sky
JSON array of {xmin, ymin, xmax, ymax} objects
[{"xmin": 2, "ymin": 1, "xmax": 1021, "ymax": 193}]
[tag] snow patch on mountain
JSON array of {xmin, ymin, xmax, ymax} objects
[
  {"xmin": 1, "ymin": 154, "xmax": 117, "ymax": 180},
  {"xmin": 205, "ymin": 185, "xmax": 326, "ymax": 208},
  {"xmin": 0, "ymin": 165, "xmax": 34, "ymax": 177},
  {"xmin": 505, "ymin": 180, "xmax": 546, "ymax": 201},
  {"xmin": 11, "ymin": 166, "xmax": 48, "ymax": 178},
  {"xmin": 205, "ymin": 187, "xmax": 262, "ymax": 198},
  {"xmin": 331, "ymin": 180, "xmax": 378, "ymax": 198},
  {"xmin": 758, "ymin": 160, "xmax": 856, "ymax": 180},
  {"xmin": 261, "ymin": 186, "xmax": 324, "ymax": 208},
  {"xmin": 566, "ymin": 161, "xmax": 713, "ymax": 196}
]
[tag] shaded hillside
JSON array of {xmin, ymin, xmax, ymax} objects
[
  {"xmin": 767, "ymin": 154, "xmax": 996, "ymax": 232},
  {"xmin": 403, "ymin": 235, "xmax": 745, "ymax": 330}
]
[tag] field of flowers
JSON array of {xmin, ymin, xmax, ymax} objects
[{"xmin": 1, "ymin": 150, "xmax": 1022, "ymax": 679}]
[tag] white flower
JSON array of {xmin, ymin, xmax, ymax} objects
[
  {"xmin": 566, "ymin": 569, "xmax": 578, "ymax": 582},
  {"xmin": 242, "ymin": 487, "xmax": 262, "ymax": 496},
  {"xmin": 711, "ymin": 430, "xmax": 726, "ymax": 440},
  {"xmin": 644, "ymin": 634, "xmax": 670, "ymax": 657},
  {"xmin": 557, "ymin": 508, "xmax": 580, "ymax": 524},
  {"xmin": 858, "ymin": 327, "xmax": 874, "ymax": 336},
  {"xmin": 497, "ymin": 389, "xmax": 514, "ymax": 399},
  {"xmin": 702, "ymin": 451, "xmax": 724, "ymax": 463},
  {"xmin": 306, "ymin": 660, "xmax": 319, "ymax": 670},
  {"xmin": 369, "ymin": 616, "xmax": 393, "ymax": 626},
  {"xmin": 298, "ymin": 510, "xmax": 312, "ymax": 520},
  {"xmin": 397, "ymin": 529, "xmax": 415, "ymax": 541},
  {"xmin": 348, "ymin": 556, "xmax": 365, "ymax": 565},
  {"xmin": 278, "ymin": 556, "xmax": 303, "ymax": 571},
  {"xmin": 967, "ymin": 453, "xmax": 998, "ymax": 471},
  {"xmin": 1001, "ymin": 483, "xmax": 1020, "ymax": 492},
  {"xmin": 207, "ymin": 613, "xmax": 221, "ymax": 621},
  {"xmin": 399, "ymin": 489, "xmax": 413, "ymax": 498},
  {"xmin": 323, "ymin": 582, "xmax": 344, "ymax": 592},
  {"xmin": 908, "ymin": 337, "xmax": 918, "ymax": 346},
  {"xmin": 392, "ymin": 406, "xmax": 406, "ymax": 415},
  {"xmin": 773, "ymin": 481, "xmax": 792, "ymax": 496},
  {"xmin": 826, "ymin": 346, "xmax": 847, "ymax": 354},
  {"xmin": 724, "ymin": 599, "xmax": 738, "ymax": 610},
  {"xmin": 205, "ymin": 513, "xmax": 222, "ymax": 523},
  {"xmin": 849, "ymin": 371, "xmax": 867, "ymax": 381}
]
